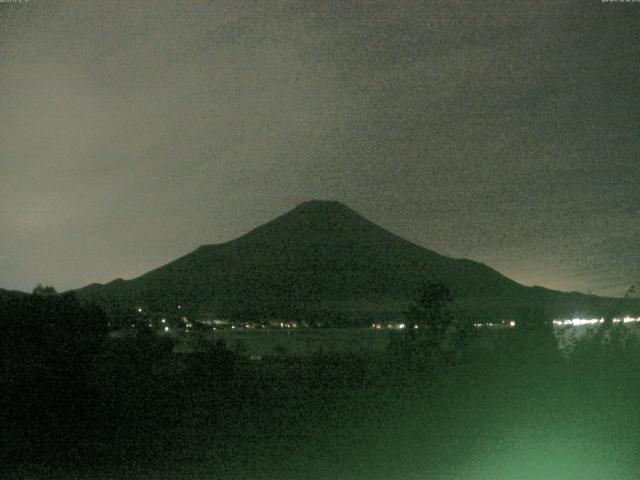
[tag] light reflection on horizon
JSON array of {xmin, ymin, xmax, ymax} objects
[
  {"xmin": 470, "ymin": 317, "xmax": 640, "ymax": 329},
  {"xmin": 552, "ymin": 316, "xmax": 640, "ymax": 327}
]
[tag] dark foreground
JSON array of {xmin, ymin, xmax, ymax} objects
[{"xmin": 2, "ymin": 295, "xmax": 640, "ymax": 479}]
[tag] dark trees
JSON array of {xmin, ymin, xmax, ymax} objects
[
  {"xmin": 32, "ymin": 284, "xmax": 58, "ymax": 296},
  {"xmin": 405, "ymin": 281, "xmax": 454, "ymax": 338},
  {"xmin": 0, "ymin": 291, "xmax": 109, "ymax": 465},
  {"xmin": 394, "ymin": 281, "xmax": 472, "ymax": 367}
]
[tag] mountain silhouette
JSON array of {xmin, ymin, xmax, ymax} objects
[
  {"xmin": 0, "ymin": 288, "xmax": 26, "ymax": 302},
  {"xmin": 76, "ymin": 200, "xmax": 637, "ymax": 323}
]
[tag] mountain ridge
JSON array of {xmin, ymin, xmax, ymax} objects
[{"xmin": 75, "ymin": 200, "xmax": 638, "ymax": 323}]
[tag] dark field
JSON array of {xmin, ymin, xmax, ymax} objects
[
  {"xmin": 174, "ymin": 327, "xmax": 394, "ymax": 356},
  {"xmin": 3, "ymin": 294, "xmax": 640, "ymax": 479},
  {"xmin": 172, "ymin": 324, "xmax": 640, "ymax": 357},
  {"xmin": 4, "ymin": 336, "xmax": 640, "ymax": 479}
]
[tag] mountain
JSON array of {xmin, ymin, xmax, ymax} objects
[
  {"xmin": 76, "ymin": 200, "xmax": 638, "ymax": 323},
  {"xmin": 0, "ymin": 288, "xmax": 27, "ymax": 303}
]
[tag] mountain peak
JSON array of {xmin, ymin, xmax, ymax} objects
[
  {"xmin": 237, "ymin": 199, "xmax": 375, "ymax": 244},
  {"xmin": 290, "ymin": 199, "xmax": 355, "ymax": 217},
  {"xmin": 295, "ymin": 199, "xmax": 349, "ymax": 209}
]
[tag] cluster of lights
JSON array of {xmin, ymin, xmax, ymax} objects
[
  {"xmin": 277, "ymin": 322, "xmax": 299, "ymax": 328},
  {"xmin": 473, "ymin": 321, "xmax": 517, "ymax": 328},
  {"xmin": 553, "ymin": 318, "xmax": 603, "ymax": 326},
  {"xmin": 370, "ymin": 323, "xmax": 418, "ymax": 330},
  {"xmin": 132, "ymin": 304, "xmax": 638, "ymax": 332},
  {"xmin": 553, "ymin": 316, "xmax": 640, "ymax": 326},
  {"xmin": 616, "ymin": 316, "xmax": 639, "ymax": 323},
  {"xmin": 472, "ymin": 317, "xmax": 640, "ymax": 328},
  {"xmin": 131, "ymin": 310, "xmax": 199, "ymax": 333},
  {"xmin": 136, "ymin": 304, "xmax": 532, "ymax": 332},
  {"xmin": 179, "ymin": 316, "xmax": 193, "ymax": 329}
]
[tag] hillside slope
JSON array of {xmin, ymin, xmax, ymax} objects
[{"xmin": 76, "ymin": 201, "xmax": 637, "ymax": 322}]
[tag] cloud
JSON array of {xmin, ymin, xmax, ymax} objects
[{"xmin": 0, "ymin": 0, "xmax": 638, "ymax": 295}]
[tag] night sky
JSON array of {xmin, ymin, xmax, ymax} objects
[{"xmin": 1, "ymin": 0, "xmax": 638, "ymax": 297}]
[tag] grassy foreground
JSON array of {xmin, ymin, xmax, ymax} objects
[{"xmin": 4, "ymin": 313, "xmax": 640, "ymax": 480}]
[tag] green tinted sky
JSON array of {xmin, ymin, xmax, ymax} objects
[{"xmin": 0, "ymin": 0, "xmax": 638, "ymax": 296}]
